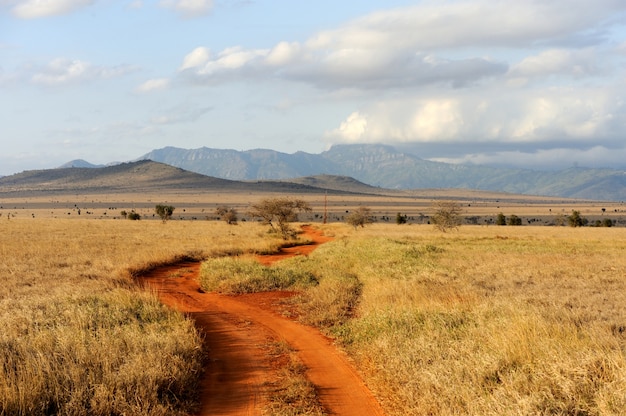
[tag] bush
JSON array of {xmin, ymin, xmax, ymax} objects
[
  {"xmin": 431, "ymin": 201, "xmax": 462, "ymax": 232},
  {"xmin": 127, "ymin": 210, "xmax": 141, "ymax": 220},
  {"xmin": 215, "ymin": 206, "xmax": 238, "ymax": 224},
  {"xmin": 568, "ymin": 210, "xmax": 588, "ymax": 227},
  {"xmin": 396, "ymin": 213, "xmax": 408, "ymax": 225},
  {"xmin": 346, "ymin": 207, "xmax": 373, "ymax": 229},
  {"xmin": 507, "ymin": 214, "xmax": 522, "ymax": 226},
  {"xmin": 155, "ymin": 204, "xmax": 175, "ymax": 223},
  {"xmin": 496, "ymin": 213, "xmax": 506, "ymax": 226}
]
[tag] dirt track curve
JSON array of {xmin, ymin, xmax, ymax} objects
[{"xmin": 140, "ymin": 226, "xmax": 386, "ymax": 416}]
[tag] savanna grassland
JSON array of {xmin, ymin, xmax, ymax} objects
[
  {"xmin": 2, "ymin": 209, "xmax": 626, "ymax": 415},
  {"xmin": 0, "ymin": 218, "xmax": 287, "ymax": 415},
  {"xmin": 201, "ymin": 223, "xmax": 626, "ymax": 415}
]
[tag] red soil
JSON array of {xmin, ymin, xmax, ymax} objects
[{"xmin": 139, "ymin": 225, "xmax": 386, "ymax": 416}]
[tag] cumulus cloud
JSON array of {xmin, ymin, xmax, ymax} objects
[
  {"xmin": 31, "ymin": 58, "xmax": 136, "ymax": 86},
  {"xmin": 9, "ymin": 0, "xmax": 93, "ymax": 19},
  {"xmin": 325, "ymin": 85, "xmax": 625, "ymax": 146},
  {"xmin": 134, "ymin": 78, "xmax": 170, "ymax": 94},
  {"xmin": 159, "ymin": 0, "xmax": 213, "ymax": 18}
]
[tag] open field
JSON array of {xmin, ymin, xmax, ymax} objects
[
  {"xmin": 2, "ymin": 188, "xmax": 625, "ymax": 226},
  {"xmin": 1, "ymin": 196, "xmax": 626, "ymax": 415}
]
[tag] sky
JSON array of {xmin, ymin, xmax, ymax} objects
[{"xmin": 2, "ymin": 0, "xmax": 626, "ymax": 176}]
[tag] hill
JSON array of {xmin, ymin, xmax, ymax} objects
[
  {"xmin": 138, "ymin": 144, "xmax": 626, "ymax": 201},
  {"xmin": 0, "ymin": 160, "xmax": 377, "ymax": 197}
]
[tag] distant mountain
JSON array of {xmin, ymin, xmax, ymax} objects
[
  {"xmin": 138, "ymin": 144, "xmax": 626, "ymax": 201},
  {"xmin": 58, "ymin": 159, "xmax": 104, "ymax": 169},
  {"xmin": 0, "ymin": 160, "xmax": 368, "ymax": 196}
]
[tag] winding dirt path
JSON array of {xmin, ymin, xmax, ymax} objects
[{"xmin": 140, "ymin": 226, "xmax": 386, "ymax": 416}]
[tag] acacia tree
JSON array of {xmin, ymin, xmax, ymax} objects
[
  {"xmin": 346, "ymin": 206, "xmax": 373, "ymax": 229},
  {"xmin": 249, "ymin": 197, "xmax": 311, "ymax": 239},
  {"xmin": 155, "ymin": 204, "xmax": 175, "ymax": 223},
  {"xmin": 431, "ymin": 200, "xmax": 462, "ymax": 232}
]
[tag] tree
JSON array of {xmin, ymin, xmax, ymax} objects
[
  {"xmin": 155, "ymin": 204, "xmax": 175, "ymax": 223},
  {"xmin": 127, "ymin": 210, "xmax": 141, "ymax": 220},
  {"xmin": 249, "ymin": 197, "xmax": 311, "ymax": 239},
  {"xmin": 496, "ymin": 212, "xmax": 506, "ymax": 226},
  {"xmin": 431, "ymin": 200, "xmax": 462, "ymax": 232},
  {"xmin": 568, "ymin": 210, "xmax": 588, "ymax": 227},
  {"xmin": 507, "ymin": 214, "xmax": 522, "ymax": 226},
  {"xmin": 346, "ymin": 206, "xmax": 373, "ymax": 229},
  {"xmin": 215, "ymin": 206, "xmax": 238, "ymax": 225},
  {"xmin": 396, "ymin": 212, "xmax": 408, "ymax": 225}
]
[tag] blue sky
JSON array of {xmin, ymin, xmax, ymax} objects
[{"xmin": 2, "ymin": 0, "xmax": 626, "ymax": 176}]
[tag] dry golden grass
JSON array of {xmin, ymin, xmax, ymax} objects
[
  {"xmin": 3, "ymin": 211, "xmax": 626, "ymax": 415},
  {"xmin": 0, "ymin": 218, "xmax": 283, "ymax": 415},
  {"xmin": 302, "ymin": 224, "xmax": 626, "ymax": 415}
]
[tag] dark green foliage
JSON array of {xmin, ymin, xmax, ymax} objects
[
  {"xmin": 568, "ymin": 210, "xmax": 588, "ymax": 227},
  {"xmin": 496, "ymin": 213, "xmax": 506, "ymax": 226},
  {"xmin": 155, "ymin": 204, "xmax": 175, "ymax": 222},
  {"xmin": 507, "ymin": 214, "xmax": 522, "ymax": 226},
  {"xmin": 396, "ymin": 212, "xmax": 408, "ymax": 225},
  {"xmin": 249, "ymin": 197, "xmax": 311, "ymax": 239},
  {"xmin": 127, "ymin": 210, "xmax": 141, "ymax": 220}
]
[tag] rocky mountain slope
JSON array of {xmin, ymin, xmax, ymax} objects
[{"xmin": 138, "ymin": 144, "xmax": 626, "ymax": 201}]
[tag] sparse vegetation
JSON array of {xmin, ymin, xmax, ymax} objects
[
  {"xmin": 430, "ymin": 200, "xmax": 462, "ymax": 232},
  {"xmin": 396, "ymin": 212, "xmax": 408, "ymax": 225},
  {"xmin": 346, "ymin": 206, "xmax": 373, "ymax": 229},
  {"xmin": 215, "ymin": 205, "xmax": 238, "ymax": 224},
  {"xmin": 568, "ymin": 210, "xmax": 588, "ymax": 227},
  {"xmin": 249, "ymin": 197, "xmax": 311, "ymax": 239},
  {"xmin": 155, "ymin": 204, "xmax": 175, "ymax": 223},
  {"xmin": 507, "ymin": 214, "xmax": 522, "ymax": 226}
]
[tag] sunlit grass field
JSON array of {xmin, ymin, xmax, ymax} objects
[
  {"xmin": 2, "ymin": 216, "xmax": 625, "ymax": 415},
  {"xmin": 203, "ymin": 223, "xmax": 626, "ymax": 415},
  {"xmin": 0, "ymin": 218, "xmax": 283, "ymax": 415}
]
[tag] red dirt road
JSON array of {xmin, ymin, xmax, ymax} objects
[{"xmin": 140, "ymin": 226, "xmax": 386, "ymax": 416}]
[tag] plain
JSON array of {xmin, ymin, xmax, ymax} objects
[{"xmin": 1, "ymin": 214, "xmax": 625, "ymax": 415}]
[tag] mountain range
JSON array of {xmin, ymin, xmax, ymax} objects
[{"xmin": 133, "ymin": 144, "xmax": 625, "ymax": 201}]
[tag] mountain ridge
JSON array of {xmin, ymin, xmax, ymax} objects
[{"xmin": 137, "ymin": 144, "xmax": 626, "ymax": 201}]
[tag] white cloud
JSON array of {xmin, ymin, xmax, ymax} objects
[
  {"xmin": 134, "ymin": 78, "xmax": 170, "ymax": 94},
  {"xmin": 10, "ymin": 0, "xmax": 93, "ymax": 19},
  {"xmin": 31, "ymin": 58, "xmax": 136, "ymax": 86},
  {"xmin": 325, "ymin": 84, "xmax": 626, "ymax": 147},
  {"xmin": 176, "ymin": 1, "xmax": 626, "ymax": 90},
  {"xmin": 179, "ymin": 47, "xmax": 211, "ymax": 71},
  {"xmin": 159, "ymin": 0, "xmax": 213, "ymax": 18},
  {"xmin": 509, "ymin": 48, "xmax": 601, "ymax": 81}
]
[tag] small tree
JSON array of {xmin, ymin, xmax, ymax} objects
[
  {"xmin": 127, "ymin": 210, "xmax": 141, "ymax": 220},
  {"xmin": 249, "ymin": 197, "xmax": 311, "ymax": 239},
  {"xmin": 396, "ymin": 212, "xmax": 408, "ymax": 225},
  {"xmin": 216, "ymin": 206, "xmax": 238, "ymax": 225},
  {"xmin": 568, "ymin": 210, "xmax": 588, "ymax": 227},
  {"xmin": 155, "ymin": 204, "xmax": 175, "ymax": 223},
  {"xmin": 346, "ymin": 206, "xmax": 373, "ymax": 229},
  {"xmin": 431, "ymin": 200, "xmax": 462, "ymax": 232},
  {"xmin": 496, "ymin": 212, "xmax": 506, "ymax": 226},
  {"xmin": 507, "ymin": 214, "xmax": 522, "ymax": 226}
]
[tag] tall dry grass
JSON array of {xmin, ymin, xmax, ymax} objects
[
  {"xmin": 0, "ymin": 218, "xmax": 280, "ymax": 415},
  {"xmin": 201, "ymin": 222, "xmax": 626, "ymax": 415},
  {"xmin": 309, "ymin": 224, "xmax": 626, "ymax": 415}
]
